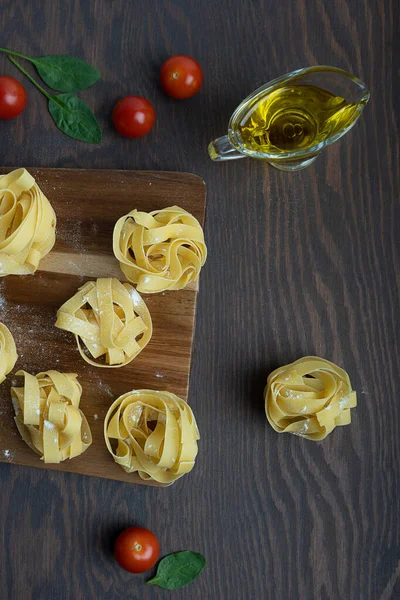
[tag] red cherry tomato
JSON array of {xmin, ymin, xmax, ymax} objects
[
  {"xmin": 112, "ymin": 96, "xmax": 156, "ymax": 138},
  {"xmin": 160, "ymin": 55, "xmax": 203, "ymax": 99},
  {"xmin": 0, "ymin": 76, "xmax": 27, "ymax": 119},
  {"xmin": 114, "ymin": 527, "xmax": 160, "ymax": 574}
]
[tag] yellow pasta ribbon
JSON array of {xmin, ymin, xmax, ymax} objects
[
  {"xmin": 55, "ymin": 278, "xmax": 152, "ymax": 368},
  {"xmin": 0, "ymin": 168, "xmax": 56, "ymax": 276},
  {"xmin": 104, "ymin": 390, "xmax": 200, "ymax": 484},
  {"xmin": 113, "ymin": 205, "xmax": 207, "ymax": 293},
  {"xmin": 11, "ymin": 370, "xmax": 92, "ymax": 463},
  {"xmin": 265, "ymin": 356, "xmax": 357, "ymax": 441},
  {"xmin": 0, "ymin": 322, "xmax": 18, "ymax": 384}
]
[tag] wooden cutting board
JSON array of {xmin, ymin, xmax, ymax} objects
[{"xmin": 0, "ymin": 168, "xmax": 206, "ymax": 485}]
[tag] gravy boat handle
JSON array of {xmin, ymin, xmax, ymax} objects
[{"xmin": 208, "ymin": 135, "xmax": 245, "ymax": 161}]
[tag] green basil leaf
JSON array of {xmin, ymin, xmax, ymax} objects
[
  {"xmin": 147, "ymin": 551, "xmax": 205, "ymax": 590},
  {"xmin": 48, "ymin": 93, "xmax": 102, "ymax": 144},
  {"xmin": 31, "ymin": 55, "xmax": 100, "ymax": 92}
]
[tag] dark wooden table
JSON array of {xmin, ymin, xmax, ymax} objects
[{"xmin": 0, "ymin": 1, "xmax": 399, "ymax": 599}]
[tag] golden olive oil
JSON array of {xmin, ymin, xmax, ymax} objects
[{"xmin": 235, "ymin": 85, "xmax": 357, "ymax": 155}]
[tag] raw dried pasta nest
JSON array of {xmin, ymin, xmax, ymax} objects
[
  {"xmin": 0, "ymin": 322, "xmax": 18, "ymax": 384},
  {"xmin": 0, "ymin": 168, "xmax": 56, "ymax": 276},
  {"xmin": 265, "ymin": 356, "xmax": 357, "ymax": 440},
  {"xmin": 55, "ymin": 278, "xmax": 152, "ymax": 368},
  {"xmin": 104, "ymin": 390, "xmax": 200, "ymax": 484},
  {"xmin": 113, "ymin": 205, "xmax": 207, "ymax": 293},
  {"xmin": 12, "ymin": 370, "xmax": 92, "ymax": 463}
]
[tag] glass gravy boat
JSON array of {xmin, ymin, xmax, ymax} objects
[{"xmin": 208, "ymin": 66, "xmax": 370, "ymax": 171}]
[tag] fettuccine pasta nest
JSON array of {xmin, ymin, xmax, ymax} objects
[
  {"xmin": 265, "ymin": 356, "xmax": 357, "ymax": 440},
  {"xmin": 12, "ymin": 370, "xmax": 92, "ymax": 463},
  {"xmin": 104, "ymin": 390, "xmax": 200, "ymax": 484},
  {"xmin": 55, "ymin": 278, "xmax": 152, "ymax": 368},
  {"xmin": 0, "ymin": 168, "xmax": 56, "ymax": 276},
  {"xmin": 113, "ymin": 205, "xmax": 207, "ymax": 293},
  {"xmin": 0, "ymin": 323, "xmax": 18, "ymax": 384}
]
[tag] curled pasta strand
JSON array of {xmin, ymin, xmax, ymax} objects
[
  {"xmin": 0, "ymin": 168, "xmax": 56, "ymax": 276},
  {"xmin": 265, "ymin": 356, "xmax": 357, "ymax": 440},
  {"xmin": 104, "ymin": 390, "xmax": 200, "ymax": 484},
  {"xmin": 113, "ymin": 205, "xmax": 207, "ymax": 293},
  {"xmin": 0, "ymin": 323, "xmax": 18, "ymax": 384},
  {"xmin": 55, "ymin": 278, "xmax": 152, "ymax": 368},
  {"xmin": 12, "ymin": 370, "xmax": 92, "ymax": 463}
]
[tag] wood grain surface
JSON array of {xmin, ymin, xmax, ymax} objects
[
  {"xmin": 0, "ymin": 1, "xmax": 399, "ymax": 599},
  {"xmin": 0, "ymin": 167, "xmax": 205, "ymax": 485}
]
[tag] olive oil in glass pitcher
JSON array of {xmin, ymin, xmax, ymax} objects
[{"xmin": 208, "ymin": 66, "xmax": 370, "ymax": 171}]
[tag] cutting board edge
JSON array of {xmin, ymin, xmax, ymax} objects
[
  {"xmin": 0, "ymin": 457, "xmax": 168, "ymax": 487},
  {"xmin": 0, "ymin": 165, "xmax": 206, "ymax": 185}
]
